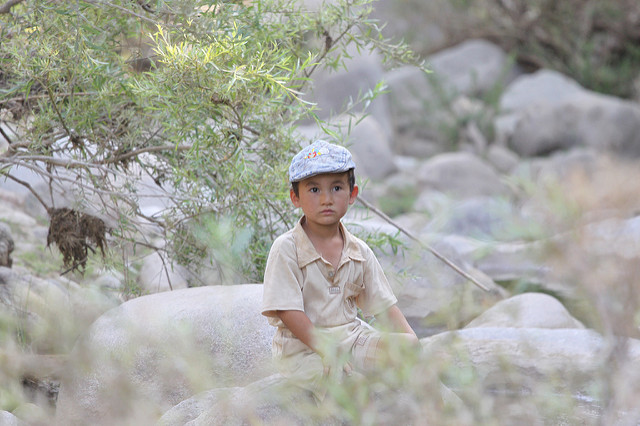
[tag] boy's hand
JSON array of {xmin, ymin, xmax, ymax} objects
[
  {"xmin": 275, "ymin": 310, "xmax": 356, "ymax": 380},
  {"xmin": 379, "ymin": 305, "xmax": 419, "ymax": 343},
  {"xmin": 322, "ymin": 359, "xmax": 353, "ymax": 382},
  {"xmin": 343, "ymin": 361, "xmax": 353, "ymax": 377}
]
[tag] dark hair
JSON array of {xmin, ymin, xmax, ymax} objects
[{"xmin": 291, "ymin": 168, "xmax": 355, "ymax": 197}]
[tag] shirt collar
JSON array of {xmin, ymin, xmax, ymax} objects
[{"xmin": 292, "ymin": 216, "xmax": 365, "ymax": 268}]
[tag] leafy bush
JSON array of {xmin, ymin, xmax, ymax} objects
[{"xmin": 0, "ymin": 0, "xmax": 420, "ymax": 281}]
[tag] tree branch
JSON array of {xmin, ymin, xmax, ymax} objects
[
  {"xmin": 83, "ymin": 0, "xmax": 158, "ymax": 25},
  {"xmin": 4, "ymin": 139, "xmax": 235, "ymax": 167},
  {"xmin": 0, "ymin": 126, "xmax": 13, "ymax": 145},
  {"xmin": 0, "ymin": 92, "xmax": 97, "ymax": 106},
  {"xmin": 1, "ymin": 156, "xmax": 209, "ymax": 225},
  {"xmin": 2, "ymin": 155, "xmax": 93, "ymax": 169},
  {"xmin": 101, "ymin": 144, "xmax": 192, "ymax": 164},
  {"xmin": 3, "ymin": 173, "xmax": 50, "ymax": 212}
]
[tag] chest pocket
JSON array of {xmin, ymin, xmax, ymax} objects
[{"xmin": 343, "ymin": 281, "xmax": 364, "ymax": 320}]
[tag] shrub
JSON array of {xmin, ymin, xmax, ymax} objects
[{"xmin": 0, "ymin": 0, "xmax": 420, "ymax": 280}]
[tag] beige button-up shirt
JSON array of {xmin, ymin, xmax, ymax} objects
[{"xmin": 262, "ymin": 217, "xmax": 397, "ymax": 358}]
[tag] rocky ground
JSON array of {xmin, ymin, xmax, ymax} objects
[{"xmin": 2, "ymin": 10, "xmax": 640, "ymax": 426}]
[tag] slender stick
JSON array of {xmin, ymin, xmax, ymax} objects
[
  {"xmin": 356, "ymin": 195, "xmax": 490, "ymax": 292},
  {"xmin": 0, "ymin": 126, "xmax": 13, "ymax": 145},
  {"xmin": 3, "ymin": 173, "xmax": 51, "ymax": 212},
  {"xmin": 0, "ymin": 92, "xmax": 96, "ymax": 106}
]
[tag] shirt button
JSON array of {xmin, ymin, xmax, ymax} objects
[{"xmin": 328, "ymin": 270, "xmax": 335, "ymax": 278}]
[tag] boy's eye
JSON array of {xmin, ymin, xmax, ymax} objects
[
  {"xmin": 309, "ymin": 187, "xmax": 319, "ymax": 193},
  {"xmin": 333, "ymin": 185, "xmax": 342, "ymax": 191}
]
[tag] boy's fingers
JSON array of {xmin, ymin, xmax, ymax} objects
[{"xmin": 343, "ymin": 362, "xmax": 353, "ymax": 376}]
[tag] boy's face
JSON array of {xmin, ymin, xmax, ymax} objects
[{"xmin": 290, "ymin": 172, "xmax": 358, "ymax": 228}]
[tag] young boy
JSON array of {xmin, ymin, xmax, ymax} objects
[{"xmin": 261, "ymin": 140, "xmax": 418, "ymax": 399}]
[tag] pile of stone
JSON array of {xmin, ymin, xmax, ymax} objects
[{"xmin": 2, "ymin": 29, "xmax": 640, "ymax": 426}]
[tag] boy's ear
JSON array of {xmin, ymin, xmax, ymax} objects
[
  {"xmin": 290, "ymin": 188, "xmax": 301, "ymax": 207},
  {"xmin": 349, "ymin": 184, "xmax": 359, "ymax": 205}
]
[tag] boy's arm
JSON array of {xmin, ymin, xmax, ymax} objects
[
  {"xmin": 377, "ymin": 305, "xmax": 418, "ymax": 337},
  {"xmin": 276, "ymin": 310, "xmax": 319, "ymax": 353},
  {"xmin": 277, "ymin": 309, "xmax": 353, "ymax": 376}
]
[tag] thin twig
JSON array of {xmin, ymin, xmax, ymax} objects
[
  {"xmin": 3, "ymin": 173, "xmax": 50, "ymax": 212},
  {"xmin": 302, "ymin": 12, "xmax": 366, "ymax": 80},
  {"xmin": 0, "ymin": 126, "xmax": 13, "ymax": 145},
  {"xmin": 0, "ymin": 92, "xmax": 97, "ymax": 106},
  {"xmin": 83, "ymin": 0, "xmax": 158, "ymax": 25},
  {"xmin": 0, "ymin": 160, "xmax": 164, "ymax": 216},
  {"xmin": 283, "ymin": 11, "xmax": 367, "ymax": 111},
  {"xmin": 101, "ymin": 143, "xmax": 192, "ymax": 164},
  {"xmin": 2, "ymin": 155, "xmax": 94, "ymax": 169},
  {"xmin": 356, "ymin": 195, "xmax": 490, "ymax": 292},
  {"xmin": 7, "ymin": 141, "xmax": 235, "ymax": 166},
  {"xmin": 156, "ymin": 252, "xmax": 174, "ymax": 291},
  {"xmin": 263, "ymin": 196, "xmax": 293, "ymax": 231},
  {"xmin": 0, "ymin": 157, "xmax": 205, "ymax": 213},
  {"xmin": 45, "ymin": 84, "xmax": 80, "ymax": 149}
]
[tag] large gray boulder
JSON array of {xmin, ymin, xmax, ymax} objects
[
  {"xmin": 160, "ymin": 372, "xmax": 435, "ymax": 426},
  {"xmin": 0, "ymin": 268, "xmax": 117, "ymax": 354},
  {"xmin": 157, "ymin": 388, "xmax": 232, "ymax": 426},
  {"xmin": 497, "ymin": 69, "xmax": 640, "ymax": 157},
  {"xmin": 470, "ymin": 239, "xmax": 550, "ymax": 285},
  {"xmin": 416, "ymin": 152, "xmax": 510, "ymax": 199},
  {"xmin": 0, "ymin": 410, "xmax": 20, "ymax": 426},
  {"xmin": 423, "ymin": 328, "xmax": 640, "ymax": 424},
  {"xmin": 458, "ymin": 328, "xmax": 640, "ymax": 378},
  {"xmin": 428, "ymin": 39, "xmax": 513, "ymax": 96},
  {"xmin": 178, "ymin": 375, "xmax": 317, "ymax": 426},
  {"xmin": 415, "ymin": 233, "xmax": 552, "ymax": 292},
  {"xmin": 379, "ymin": 239, "xmax": 507, "ymax": 336},
  {"xmin": 510, "ymin": 147, "xmax": 601, "ymax": 186},
  {"xmin": 56, "ymin": 284, "xmax": 275, "ymax": 426},
  {"xmin": 0, "ymin": 190, "xmax": 49, "ymax": 262},
  {"xmin": 339, "ymin": 114, "xmax": 398, "ymax": 180},
  {"xmin": 499, "ymin": 69, "xmax": 585, "ymax": 112},
  {"xmin": 165, "ymin": 326, "xmax": 640, "ymax": 425},
  {"xmin": 385, "ymin": 39, "xmax": 515, "ymax": 144},
  {"xmin": 423, "ymin": 196, "xmax": 522, "ymax": 240},
  {"xmin": 0, "ymin": 192, "xmax": 39, "ymax": 233},
  {"xmin": 384, "ymin": 65, "xmax": 434, "ymax": 136},
  {"xmin": 464, "ymin": 292, "xmax": 585, "ymax": 329}
]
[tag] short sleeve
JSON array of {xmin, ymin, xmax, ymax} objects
[
  {"xmin": 357, "ymin": 244, "xmax": 397, "ymax": 317},
  {"xmin": 261, "ymin": 234, "xmax": 305, "ymax": 319}
]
